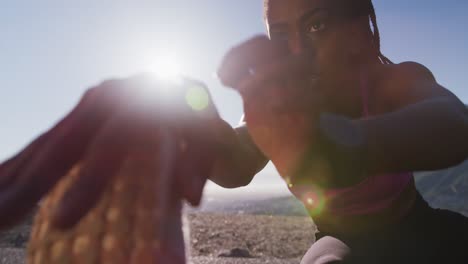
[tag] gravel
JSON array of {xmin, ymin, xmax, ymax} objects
[{"xmin": 0, "ymin": 212, "xmax": 316, "ymax": 264}]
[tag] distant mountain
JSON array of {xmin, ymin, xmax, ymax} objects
[
  {"xmin": 415, "ymin": 159, "xmax": 468, "ymax": 216},
  {"xmin": 187, "ymin": 195, "xmax": 309, "ymax": 216},
  {"xmin": 191, "ymin": 160, "xmax": 468, "ymax": 217}
]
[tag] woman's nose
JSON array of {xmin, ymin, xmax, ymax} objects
[{"xmin": 289, "ymin": 31, "xmax": 307, "ymax": 55}]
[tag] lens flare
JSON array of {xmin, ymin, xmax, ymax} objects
[
  {"xmin": 302, "ymin": 190, "xmax": 326, "ymax": 216},
  {"xmin": 185, "ymin": 85, "xmax": 209, "ymax": 111}
]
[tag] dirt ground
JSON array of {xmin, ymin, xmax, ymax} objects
[
  {"xmin": 0, "ymin": 212, "xmax": 316, "ymax": 264},
  {"xmin": 188, "ymin": 213, "xmax": 316, "ymax": 259}
]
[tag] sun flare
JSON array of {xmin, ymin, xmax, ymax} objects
[
  {"xmin": 148, "ymin": 53, "xmax": 183, "ymax": 81},
  {"xmin": 143, "ymin": 52, "xmax": 210, "ymax": 112}
]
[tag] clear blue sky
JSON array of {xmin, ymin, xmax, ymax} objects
[{"xmin": 1, "ymin": 1, "xmax": 467, "ymax": 193}]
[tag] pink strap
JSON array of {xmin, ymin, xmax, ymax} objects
[{"xmin": 360, "ymin": 71, "xmax": 370, "ymax": 118}]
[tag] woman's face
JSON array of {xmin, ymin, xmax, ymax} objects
[{"xmin": 265, "ymin": 0, "xmax": 364, "ymax": 83}]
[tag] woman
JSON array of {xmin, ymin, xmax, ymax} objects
[
  {"xmin": 216, "ymin": 0, "xmax": 468, "ymax": 263},
  {"xmin": 0, "ymin": 0, "xmax": 467, "ymax": 263}
]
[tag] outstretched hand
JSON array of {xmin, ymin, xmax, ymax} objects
[
  {"xmin": 218, "ymin": 35, "xmax": 324, "ymax": 175},
  {"xmin": 217, "ymin": 35, "xmax": 368, "ymax": 188},
  {"xmin": 0, "ymin": 74, "xmax": 222, "ymax": 230}
]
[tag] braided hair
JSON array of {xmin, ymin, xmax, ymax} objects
[
  {"xmin": 264, "ymin": 0, "xmax": 393, "ymax": 64},
  {"xmin": 367, "ymin": 1, "xmax": 392, "ymax": 64}
]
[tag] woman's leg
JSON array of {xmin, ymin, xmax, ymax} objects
[
  {"xmin": 302, "ymin": 192, "xmax": 468, "ymax": 263},
  {"xmin": 300, "ymin": 236, "xmax": 351, "ymax": 264}
]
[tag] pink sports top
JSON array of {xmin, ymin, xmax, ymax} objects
[{"xmin": 289, "ymin": 73, "xmax": 415, "ymax": 218}]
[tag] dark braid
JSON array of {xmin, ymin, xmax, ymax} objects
[{"xmin": 368, "ymin": 1, "xmax": 393, "ymax": 64}]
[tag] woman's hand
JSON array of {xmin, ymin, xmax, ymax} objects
[
  {"xmin": 218, "ymin": 35, "xmax": 369, "ymax": 188},
  {"xmin": 218, "ymin": 35, "xmax": 324, "ymax": 176},
  {"xmin": 0, "ymin": 74, "xmax": 222, "ymax": 230}
]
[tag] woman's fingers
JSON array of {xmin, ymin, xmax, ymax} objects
[
  {"xmin": 174, "ymin": 123, "xmax": 219, "ymax": 206},
  {"xmin": 0, "ymin": 80, "xmax": 130, "ymax": 229},
  {"xmin": 238, "ymin": 51, "xmax": 318, "ymax": 96},
  {"xmin": 51, "ymin": 111, "xmax": 143, "ymax": 229},
  {"xmin": 0, "ymin": 131, "xmax": 51, "ymax": 190},
  {"xmin": 162, "ymin": 79, "xmax": 221, "ymax": 206},
  {"xmin": 218, "ymin": 34, "xmax": 318, "ymax": 97},
  {"xmin": 51, "ymin": 77, "xmax": 180, "ymax": 229},
  {"xmin": 50, "ymin": 76, "xmax": 174, "ymax": 228},
  {"xmin": 218, "ymin": 35, "xmax": 289, "ymax": 88},
  {"xmin": 0, "ymin": 88, "xmax": 95, "ymax": 191},
  {"xmin": 0, "ymin": 101, "xmax": 100, "ymax": 228},
  {"xmin": 0, "ymin": 132, "xmax": 50, "ymax": 228}
]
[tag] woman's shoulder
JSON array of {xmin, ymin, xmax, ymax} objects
[
  {"xmin": 375, "ymin": 61, "xmax": 436, "ymax": 86},
  {"xmin": 385, "ymin": 61, "xmax": 435, "ymax": 81},
  {"xmin": 372, "ymin": 61, "xmax": 437, "ymax": 110}
]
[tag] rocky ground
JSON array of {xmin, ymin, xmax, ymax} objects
[{"xmin": 0, "ymin": 212, "xmax": 316, "ymax": 264}]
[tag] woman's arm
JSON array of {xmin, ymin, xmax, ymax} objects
[
  {"xmin": 209, "ymin": 121, "xmax": 269, "ymax": 188},
  {"xmin": 361, "ymin": 62, "xmax": 467, "ymax": 174},
  {"xmin": 357, "ymin": 96, "xmax": 467, "ymax": 174},
  {"xmin": 315, "ymin": 62, "xmax": 467, "ymax": 187}
]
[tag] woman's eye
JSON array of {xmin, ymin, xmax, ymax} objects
[{"xmin": 308, "ymin": 21, "xmax": 326, "ymax": 33}]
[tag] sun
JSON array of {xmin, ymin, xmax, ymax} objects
[
  {"xmin": 147, "ymin": 52, "xmax": 183, "ymax": 81},
  {"xmin": 143, "ymin": 52, "xmax": 210, "ymax": 112}
]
